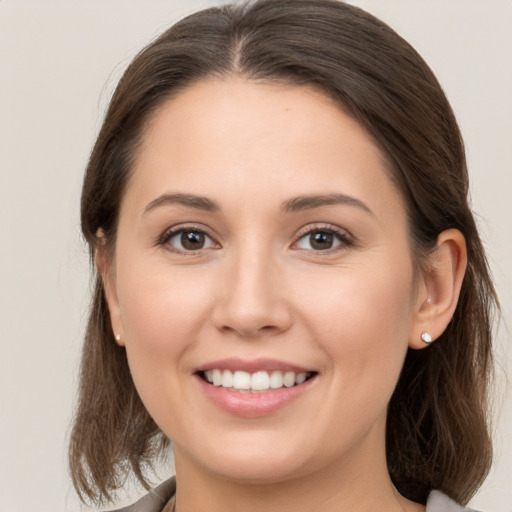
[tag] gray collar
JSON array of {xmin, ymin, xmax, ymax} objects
[
  {"xmin": 107, "ymin": 477, "xmax": 175, "ymax": 512},
  {"xmin": 108, "ymin": 479, "xmax": 481, "ymax": 512}
]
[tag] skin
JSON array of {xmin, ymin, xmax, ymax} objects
[{"xmin": 99, "ymin": 78, "xmax": 467, "ymax": 512}]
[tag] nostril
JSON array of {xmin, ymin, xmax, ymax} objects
[
  {"xmin": 219, "ymin": 324, "xmax": 274, "ymax": 337},
  {"xmin": 219, "ymin": 322, "xmax": 286, "ymax": 338}
]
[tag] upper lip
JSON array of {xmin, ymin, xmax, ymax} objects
[{"xmin": 195, "ymin": 358, "xmax": 314, "ymax": 374}]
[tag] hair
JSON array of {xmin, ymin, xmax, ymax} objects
[{"xmin": 70, "ymin": 0, "xmax": 498, "ymax": 506}]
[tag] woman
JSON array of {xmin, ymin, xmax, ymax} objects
[{"xmin": 69, "ymin": 1, "xmax": 498, "ymax": 511}]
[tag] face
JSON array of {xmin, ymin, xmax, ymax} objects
[{"xmin": 103, "ymin": 78, "xmax": 424, "ymax": 485}]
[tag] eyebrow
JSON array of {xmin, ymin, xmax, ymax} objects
[
  {"xmin": 144, "ymin": 193, "xmax": 220, "ymax": 214},
  {"xmin": 281, "ymin": 193, "xmax": 373, "ymax": 215},
  {"xmin": 143, "ymin": 192, "xmax": 373, "ymax": 216}
]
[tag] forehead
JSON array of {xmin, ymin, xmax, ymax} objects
[
  {"xmin": 140, "ymin": 78, "xmax": 377, "ymax": 162},
  {"xmin": 126, "ymin": 77, "xmax": 404, "ymax": 220}
]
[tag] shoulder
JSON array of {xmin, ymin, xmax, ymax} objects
[
  {"xmin": 105, "ymin": 477, "xmax": 176, "ymax": 512},
  {"xmin": 106, "ymin": 481, "xmax": 484, "ymax": 512},
  {"xmin": 426, "ymin": 491, "xmax": 483, "ymax": 512}
]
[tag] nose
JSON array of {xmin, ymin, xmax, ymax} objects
[{"xmin": 212, "ymin": 249, "xmax": 293, "ymax": 338}]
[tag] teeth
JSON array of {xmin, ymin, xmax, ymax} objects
[
  {"xmin": 269, "ymin": 370, "xmax": 283, "ymax": 389},
  {"xmin": 203, "ymin": 369, "xmax": 311, "ymax": 391},
  {"xmin": 221, "ymin": 370, "xmax": 233, "ymax": 388},
  {"xmin": 251, "ymin": 371, "xmax": 270, "ymax": 391},
  {"xmin": 283, "ymin": 371, "xmax": 295, "ymax": 388},
  {"xmin": 212, "ymin": 369, "xmax": 222, "ymax": 386},
  {"xmin": 295, "ymin": 372, "xmax": 307, "ymax": 385},
  {"xmin": 233, "ymin": 371, "xmax": 251, "ymax": 390}
]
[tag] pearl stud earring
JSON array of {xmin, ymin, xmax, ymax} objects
[
  {"xmin": 115, "ymin": 334, "xmax": 121, "ymax": 342},
  {"xmin": 421, "ymin": 332, "xmax": 432, "ymax": 344}
]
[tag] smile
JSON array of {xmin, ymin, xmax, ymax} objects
[
  {"xmin": 201, "ymin": 369, "xmax": 313, "ymax": 392},
  {"xmin": 195, "ymin": 358, "xmax": 318, "ymax": 416}
]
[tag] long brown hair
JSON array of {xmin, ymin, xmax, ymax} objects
[{"xmin": 70, "ymin": 0, "xmax": 498, "ymax": 505}]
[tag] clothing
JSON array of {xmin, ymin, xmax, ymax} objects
[{"xmin": 107, "ymin": 477, "xmax": 482, "ymax": 512}]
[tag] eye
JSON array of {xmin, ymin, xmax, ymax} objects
[
  {"xmin": 162, "ymin": 228, "xmax": 217, "ymax": 252},
  {"xmin": 293, "ymin": 228, "xmax": 351, "ymax": 251}
]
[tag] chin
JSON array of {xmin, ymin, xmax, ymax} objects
[
  {"xmin": 174, "ymin": 428, "xmax": 317, "ymax": 485},
  {"xmin": 205, "ymin": 455, "xmax": 310, "ymax": 485}
]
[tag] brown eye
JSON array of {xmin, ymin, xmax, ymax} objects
[
  {"xmin": 294, "ymin": 227, "xmax": 351, "ymax": 252},
  {"xmin": 309, "ymin": 231, "xmax": 334, "ymax": 250},
  {"xmin": 164, "ymin": 228, "xmax": 216, "ymax": 252},
  {"xmin": 181, "ymin": 231, "xmax": 206, "ymax": 250}
]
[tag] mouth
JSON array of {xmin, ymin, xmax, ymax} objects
[
  {"xmin": 198, "ymin": 369, "xmax": 317, "ymax": 393},
  {"xmin": 194, "ymin": 358, "xmax": 319, "ymax": 416}
]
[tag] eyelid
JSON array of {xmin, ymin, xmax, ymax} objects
[
  {"xmin": 157, "ymin": 224, "xmax": 220, "ymax": 253},
  {"xmin": 291, "ymin": 223, "xmax": 354, "ymax": 251},
  {"xmin": 156, "ymin": 222, "xmax": 354, "ymax": 254}
]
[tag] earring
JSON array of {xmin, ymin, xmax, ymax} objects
[
  {"xmin": 421, "ymin": 331, "xmax": 433, "ymax": 344},
  {"xmin": 115, "ymin": 334, "xmax": 121, "ymax": 342}
]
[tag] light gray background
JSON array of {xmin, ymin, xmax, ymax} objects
[{"xmin": 0, "ymin": 1, "xmax": 510, "ymax": 511}]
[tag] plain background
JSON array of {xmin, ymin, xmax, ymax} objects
[{"xmin": 0, "ymin": 1, "xmax": 510, "ymax": 511}]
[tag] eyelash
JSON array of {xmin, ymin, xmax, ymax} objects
[
  {"xmin": 158, "ymin": 225, "xmax": 218, "ymax": 255},
  {"xmin": 292, "ymin": 224, "xmax": 354, "ymax": 253},
  {"xmin": 157, "ymin": 223, "xmax": 354, "ymax": 255}
]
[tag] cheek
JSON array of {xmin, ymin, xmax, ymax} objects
[
  {"xmin": 306, "ymin": 270, "xmax": 414, "ymax": 466},
  {"xmin": 301, "ymin": 258, "xmax": 415, "ymax": 391},
  {"xmin": 115, "ymin": 259, "xmax": 215, "ymax": 392}
]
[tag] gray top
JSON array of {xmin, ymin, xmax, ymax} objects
[{"xmin": 108, "ymin": 478, "xmax": 482, "ymax": 512}]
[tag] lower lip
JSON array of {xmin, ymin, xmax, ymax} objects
[{"xmin": 196, "ymin": 375, "xmax": 316, "ymax": 417}]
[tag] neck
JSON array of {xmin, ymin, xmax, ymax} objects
[{"xmin": 171, "ymin": 429, "xmax": 423, "ymax": 512}]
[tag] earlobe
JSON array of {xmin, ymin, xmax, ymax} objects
[
  {"xmin": 95, "ymin": 232, "xmax": 125, "ymax": 346},
  {"xmin": 409, "ymin": 229, "xmax": 467, "ymax": 350}
]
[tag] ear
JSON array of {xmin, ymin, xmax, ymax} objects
[
  {"xmin": 409, "ymin": 229, "xmax": 467, "ymax": 350},
  {"xmin": 95, "ymin": 231, "xmax": 125, "ymax": 346}
]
